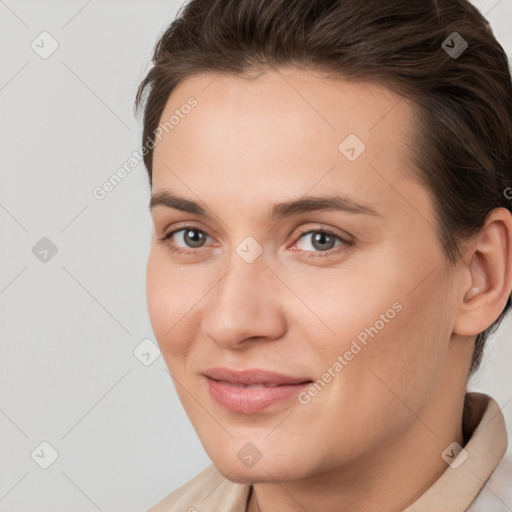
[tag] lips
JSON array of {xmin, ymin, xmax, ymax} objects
[
  {"xmin": 215, "ymin": 381, "xmax": 282, "ymax": 388},
  {"xmin": 202, "ymin": 367, "xmax": 312, "ymax": 386},
  {"xmin": 203, "ymin": 367, "xmax": 313, "ymax": 413}
]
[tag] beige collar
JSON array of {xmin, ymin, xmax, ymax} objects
[{"xmin": 405, "ymin": 392, "xmax": 507, "ymax": 511}]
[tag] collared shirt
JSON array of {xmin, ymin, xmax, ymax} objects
[{"xmin": 147, "ymin": 392, "xmax": 510, "ymax": 511}]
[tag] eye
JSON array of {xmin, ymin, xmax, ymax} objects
[
  {"xmin": 158, "ymin": 226, "xmax": 211, "ymax": 255},
  {"xmin": 292, "ymin": 228, "xmax": 353, "ymax": 257}
]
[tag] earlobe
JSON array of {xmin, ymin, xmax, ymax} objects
[{"xmin": 453, "ymin": 207, "xmax": 512, "ymax": 337}]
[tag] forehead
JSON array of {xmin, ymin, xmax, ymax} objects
[{"xmin": 151, "ymin": 68, "xmax": 425, "ymax": 219}]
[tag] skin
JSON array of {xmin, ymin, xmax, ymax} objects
[{"xmin": 146, "ymin": 67, "xmax": 512, "ymax": 512}]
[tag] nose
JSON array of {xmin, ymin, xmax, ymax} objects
[{"xmin": 202, "ymin": 253, "xmax": 287, "ymax": 349}]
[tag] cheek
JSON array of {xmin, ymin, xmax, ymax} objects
[
  {"xmin": 145, "ymin": 249, "xmax": 202, "ymax": 360},
  {"xmin": 296, "ymin": 252, "xmax": 455, "ymax": 398},
  {"xmin": 346, "ymin": 270, "xmax": 455, "ymax": 407},
  {"xmin": 287, "ymin": 260, "xmax": 404, "ymax": 359}
]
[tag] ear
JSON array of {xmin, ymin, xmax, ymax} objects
[{"xmin": 453, "ymin": 207, "xmax": 512, "ymax": 337}]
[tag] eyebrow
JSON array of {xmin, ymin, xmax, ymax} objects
[{"xmin": 149, "ymin": 190, "xmax": 380, "ymax": 219}]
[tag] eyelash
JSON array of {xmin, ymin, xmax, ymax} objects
[{"xmin": 157, "ymin": 225, "xmax": 354, "ymax": 258}]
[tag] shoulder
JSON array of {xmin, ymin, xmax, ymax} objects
[{"xmin": 146, "ymin": 464, "xmax": 252, "ymax": 512}]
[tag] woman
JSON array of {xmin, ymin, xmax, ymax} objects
[{"xmin": 135, "ymin": 0, "xmax": 512, "ymax": 510}]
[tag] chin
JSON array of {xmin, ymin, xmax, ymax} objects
[{"xmin": 212, "ymin": 454, "xmax": 312, "ymax": 485}]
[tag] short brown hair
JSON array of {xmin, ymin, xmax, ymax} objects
[{"xmin": 135, "ymin": 0, "xmax": 512, "ymax": 375}]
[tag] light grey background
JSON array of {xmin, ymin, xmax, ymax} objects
[{"xmin": 0, "ymin": 1, "xmax": 511, "ymax": 511}]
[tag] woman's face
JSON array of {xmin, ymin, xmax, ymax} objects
[{"xmin": 147, "ymin": 68, "xmax": 466, "ymax": 482}]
